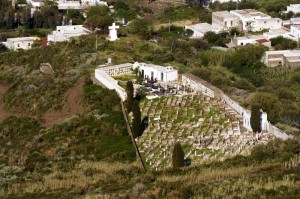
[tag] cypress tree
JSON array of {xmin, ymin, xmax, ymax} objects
[
  {"xmin": 172, "ymin": 142, "xmax": 185, "ymax": 168},
  {"xmin": 126, "ymin": 81, "xmax": 134, "ymax": 113},
  {"xmin": 250, "ymin": 103, "xmax": 261, "ymax": 133},
  {"xmin": 132, "ymin": 100, "xmax": 141, "ymax": 138}
]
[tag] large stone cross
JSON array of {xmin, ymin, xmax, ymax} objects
[{"xmin": 108, "ymin": 23, "xmax": 119, "ymax": 41}]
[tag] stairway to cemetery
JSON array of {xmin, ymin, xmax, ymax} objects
[{"xmin": 136, "ymin": 93, "xmax": 272, "ymax": 170}]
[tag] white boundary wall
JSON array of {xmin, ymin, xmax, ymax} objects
[{"xmin": 182, "ymin": 74, "xmax": 293, "ymax": 140}]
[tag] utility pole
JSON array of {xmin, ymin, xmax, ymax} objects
[{"xmin": 169, "ymin": 20, "xmax": 171, "ymax": 32}]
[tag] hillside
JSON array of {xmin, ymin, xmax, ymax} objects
[{"xmin": 0, "ymin": 0, "xmax": 300, "ymax": 198}]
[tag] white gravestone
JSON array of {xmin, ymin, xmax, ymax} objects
[{"xmin": 108, "ymin": 23, "xmax": 119, "ymax": 41}]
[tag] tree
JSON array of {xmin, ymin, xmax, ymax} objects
[
  {"xmin": 132, "ymin": 100, "xmax": 141, "ymax": 138},
  {"xmin": 85, "ymin": 6, "xmax": 113, "ymax": 32},
  {"xmin": 127, "ymin": 19, "xmax": 153, "ymax": 39},
  {"xmin": 270, "ymin": 36, "xmax": 297, "ymax": 50},
  {"xmin": 126, "ymin": 81, "xmax": 134, "ymax": 113},
  {"xmin": 250, "ymin": 103, "xmax": 261, "ymax": 133},
  {"xmin": 172, "ymin": 142, "xmax": 184, "ymax": 168}
]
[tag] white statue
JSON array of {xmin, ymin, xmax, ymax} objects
[{"xmin": 108, "ymin": 23, "xmax": 119, "ymax": 41}]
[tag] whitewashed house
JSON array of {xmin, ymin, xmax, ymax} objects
[
  {"xmin": 81, "ymin": 0, "xmax": 108, "ymax": 6},
  {"xmin": 230, "ymin": 9, "xmax": 272, "ymax": 31},
  {"xmin": 228, "ymin": 35, "xmax": 271, "ymax": 48},
  {"xmin": 212, "ymin": 11, "xmax": 240, "ymax": 31},
  {"xmin": 47, "ymin": 25, "xmax": 90, "ymax": 44},
  {"xmin": 185, "ymin": 23, "xmax": 222, "ymax": 38},
  {"xmin": 262, "ymin": 50, "xmax": 300, "ymax": 68},
  {"xmin": 282, "ymin": 17, "xmax": 300, "ymax": 26},
  {"xmin": 285, "ymin": 4, "xmax": 300, "ymax": 14},
  {"xmin": 252, "ymin": 18, "xmax": 282, "ymax": 31},
  {"xmin": 290, "ymin": 25, "xmax": 300, "ymax": 39},
  {"xmin": 263, "ymin": 28, "xmax": 297, "ymax": 41},
  {"xmin": 2, "ymin": 37, "xmax": 39, "ymax": 50},
  {"xmin": 27, "ymin": 0, "xmax": 84, "ymax": 10}
]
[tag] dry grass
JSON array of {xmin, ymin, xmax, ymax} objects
[
  {"xmin": 3, "ymin": 161, "xmax": 140, "ymax": 195},
  {"xmin": 158, "ymin": 163, "xmax": 275, "ymax": 185}
]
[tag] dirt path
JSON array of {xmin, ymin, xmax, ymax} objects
[{"xmin": 43, "ymin": 77, "xmax": 84, "ymax": 127}]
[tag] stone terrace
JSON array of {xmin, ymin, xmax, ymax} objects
[{"xmin": 136, "ymin": 93, "xmax": 272, "ymax": 170}]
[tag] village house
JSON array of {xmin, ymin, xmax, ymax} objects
[
  {"xmin": 27, "ymin": 0, "xmax": 84, "ymax": 10},
  {"xmin": 2, "ymin": 37, "xmax": 39, "ymax": 50},
  {"xmin": 285, "ymin": 4, "xmax": 300, "ymax": 14},
  {"xmin": 282, "ymin": 17, "xmax": 300, "ymax": 26},
  {"xmin": 228, "ymin": 34, "xmax": 271, "ymax": 48},
  {"xmin": 263, "ymin": 28, "xmax": 297, "ymax": 41},
  {"xmin": 185, "ymin": 23, "xmax": 221, "ymax": 38},
  {"xmin": 212, "ymin": 11, "xmax": 240, "ymax": 31},
  {"xmin": 230, "ymin": 9, "xmax": 280, "ymax": 32},
  {"xmin": 262, "ymin": 50, "xmax": 300, "ymax": 68},
  {"xmin": 290, "ymin": 25, "xmax": 300, "ymax": 43},
  {"xmin": 47, "ymin": 25, "xmax": 90, "ymax": 44}
]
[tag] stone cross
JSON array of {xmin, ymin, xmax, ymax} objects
[{"xmin": 109, "ymin": 23, "xmax": 119, "ymax": 41}]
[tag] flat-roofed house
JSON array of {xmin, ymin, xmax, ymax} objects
[
  {"xmin": 263, "ymin": 28, "xmax": 297, "ymax": 41},
  {"xmin": 286, "ymin": 4, "xmax": 300, "ymax": 14},
  {"xmin": 252, "ymin": 18, "xmax": 282, "ymax": 31},
  {"xmin": 212, "ymin": 11, "xmax": 240, "ymax": 31},
  {"xmin": 47, "ymin": 25, "xmax": 90, "ymax": 43},
  {"xmin": 3, "ymin": 37, "xmax": 39, "ymax": 50},
  {"xmin": 185, "ymin": 23, "xmax": 222, "ymax": 38},
  {"xmin": 262, "ymin": 50, "xmax": 300, "ymax": 68},
  {"xmin": 229, "ymin": 35, "xmax": 271, "ymax": 48},
  {"xmin": 230, "ymin": 9, "xmax": 272, "ymax": 31},
  {"xmin": 290, "ymin": 25, "xmax": 300, "ymax": 43}
]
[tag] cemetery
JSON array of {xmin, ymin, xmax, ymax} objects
[{"xmin": 136, "ymin": 93, "xmax": 272, "ymax": 170}]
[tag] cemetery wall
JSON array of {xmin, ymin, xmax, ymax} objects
[{"xmin": 182, "ymin": 74, "xmax": 293, "ymax": 140}]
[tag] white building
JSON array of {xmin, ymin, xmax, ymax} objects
[
  {"xmin": 135, "ymin": 63, "xmax": 178, "ymax": 82},
  {"xmin": 211, "ymin": 0, "xmax": 239, "ymax": 2},
  {"xmin": 212, "ymin": 11, "xmax": 240, "ymax": 31},
  {"xmin": 252, "ymin": 18, "xmax": 282, "ymax": 31},
  {"xmin": 81, "ymin": 0, "xmax": 108, "ymax": 6},
  {"xmin": 95, "ymin": 62, "xmax": 178, "ymax": 100},
  {"xmin": 27, "ymin": 0, "xmax": 84, "ymax": 10},
  {"xmin": 282, "ymin": 17, "xmax": 300, "ymax": 26},
  {"xmin": 230, "ymin": 9, "xmax": 272, "ymax": 31},
  {"xmin": 2, "ymin": 37, "xmax": 39, "ymax": 50},
  {"xmin": 47, "ymin": 25, "xmax": 90, "ymax": 43},
  {"xmin": 262, "ymin": 50, "xmax": 300, "ymax": 68},
  {"xmin": 290, "ymin": 25, "xmax": 300, "ymax": 39},
  {"xmin": 286, "ymin": 4, "xmax": 300, "ymax": 14},
  {"xmin": 228, "ymin": 34, "xmax": 271, "ymax": 48},
  {"xmin": 263, "ymin": 28, "xmax": 297, "ymax": 41},
  {"xmin": 185, "ymin": 23, "xmax": 222, "ymax": 38}
]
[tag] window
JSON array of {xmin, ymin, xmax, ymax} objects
[
  {"xmin": 225, "ymin": 21, "xmax": 227, "ymax": 26},
  {"xmin": 264, "ymin": 21, "xmax": 267, "ymax": 23},
  {"xmin": 230, "ymin": 21, "xmax": 233, "ymax": 26},
  {"xmin": 17, "ymin": 44, "xmax": 20, "ymax": 47},
  {"xmin": 28, "ymin": 43, "xmax": 31, "ymax": 47},
  {"xmin": 241, "ymin": 42, "xmax": 244, "ymax": 46},
  {"xmin": 161, "ymin": 72, "xmax": 164, "ymax": 81},
  {"xmin": 151, "ymin": 71, "xmax": 154, "ymax": 81}
]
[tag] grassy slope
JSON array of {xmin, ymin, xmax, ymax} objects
[{"xmin": 0, "ymin": 32, "xmax": 299, "ymax": 198}]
